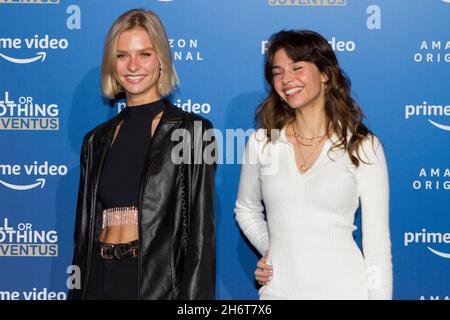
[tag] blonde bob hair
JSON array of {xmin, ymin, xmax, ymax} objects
[{"xmin": 101, "ymin": 9, "xmax": 178, "ymax": 98}]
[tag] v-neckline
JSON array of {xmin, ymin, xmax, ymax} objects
[{"xmin": 281, "ymin": 126, "xmax": 332, "ymax": 178}]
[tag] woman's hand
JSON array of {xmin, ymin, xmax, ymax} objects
[{"xmin": 255, "ymin": 251, "xmax": 272, "ymax": 285}]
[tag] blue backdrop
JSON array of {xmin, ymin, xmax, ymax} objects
[{"xmin": 0, "ymin": 0, "xmax": 449, "ymax": 300}]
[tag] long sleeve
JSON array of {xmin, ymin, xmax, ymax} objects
[
  {"xmin": 73, "ymin": 132, "xmax": 90, "ymax": 244},
  {"xmin": 179, "ymin": 118, "xmax": 216, "ymax": 299},
  {"xmin": 234, "ymin": 132, "xmax": 269, "ymax": 256},
  {"xmin": 68, "ymin": 131, "xmax": 91, "ymax": 300},
  {"xmin": 358, "ymin": 136, "xmax": 393, "ymax": 300}
]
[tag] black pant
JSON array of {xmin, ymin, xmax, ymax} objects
[{"xmin": 85, "ymin": 252, "xmax": 138, "ymax": 300}]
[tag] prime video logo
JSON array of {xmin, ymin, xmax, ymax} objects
[
  {"xmin": 0, "ymin": 35, "xmax": 69, "ymax": 64},
  {"xmin": 0, "ymin": 161, "xmax": 68, "ymax": 191},
  {"xmin": 404, "ymin": 229, "xmax": 450, "ymax": 259},
  {"xmin": 405, "ymin": 101, "xmax": 450, "ymax": 131},
  {"xmin": 261, "ymin": 37, "xmax": 355, "ymax": 54}
]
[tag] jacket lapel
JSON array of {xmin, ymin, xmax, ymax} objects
[
  {"xmin": 139, "ymin": 100, "xmax": 185, "ymax": 186},
  {"xmin": 89, "ymin": 100, "xmax": 185, "ymax": 207}
]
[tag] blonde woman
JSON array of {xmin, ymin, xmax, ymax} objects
[{"xmin": 69, "ymin": 9, "xmax": 216, "ymax": 300}]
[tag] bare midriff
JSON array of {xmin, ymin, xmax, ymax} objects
[{"xmin": 98, "ymin": 225, "xmax": 138, "ymax": 244}]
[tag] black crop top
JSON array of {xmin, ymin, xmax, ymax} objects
[{"xmin": 95, "ymin": 99, "xmax": 165, "ymax": 234}]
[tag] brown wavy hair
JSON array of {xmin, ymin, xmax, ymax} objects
[{"xmin": 256, "ymin": 30, "xmax": 371, "ymax": 166}]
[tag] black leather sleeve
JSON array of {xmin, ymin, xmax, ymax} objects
[
  {"xmin": 73, "ymin": 133, "xmax": 89, "ymax": 243},
  {"xmin": 68, "ymin": 132, "xmax": 90, "ymax": 300},
  {"xmin": 179, "ymin": 118, "xmax": 217, "ymax": 300}
]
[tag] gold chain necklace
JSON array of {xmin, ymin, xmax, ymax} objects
[
  {"xmin": 291, "ymin": 123, "xmax": 327, "ymax": 173},
  {"xmin": 291, "ymin": 123, "xmax": 327, "ymax": 146}
]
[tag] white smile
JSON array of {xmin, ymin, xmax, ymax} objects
[
  {"xmin": 125, "ymin": 75, "xmax": 146, "ymax": 83},
  {"xmin": 285, "ymin": 87, "xmax": 303, "ymax": 96}
]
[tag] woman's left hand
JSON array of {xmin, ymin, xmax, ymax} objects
[{"xmin": 255, "ymin": 251, "xmax": 272, "ymax": 285}]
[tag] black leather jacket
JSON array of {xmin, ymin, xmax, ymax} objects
[{"xmin": 68, "ymin": 100, "xmax": 216, "ymax": 300}]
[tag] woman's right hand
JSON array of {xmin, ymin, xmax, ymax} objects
[{"xmin": 255, "ymin": 251, "xmax": 272, "ymax": 285}]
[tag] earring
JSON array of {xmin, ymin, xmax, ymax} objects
[{"xmin": 323, "ymin": 82, "xmax": 328, "ymax": 89}]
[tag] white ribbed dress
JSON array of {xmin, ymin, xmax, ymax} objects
[{"xmin": 234, "ymin": 128, "xmax": 392, "ymax": 300}]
